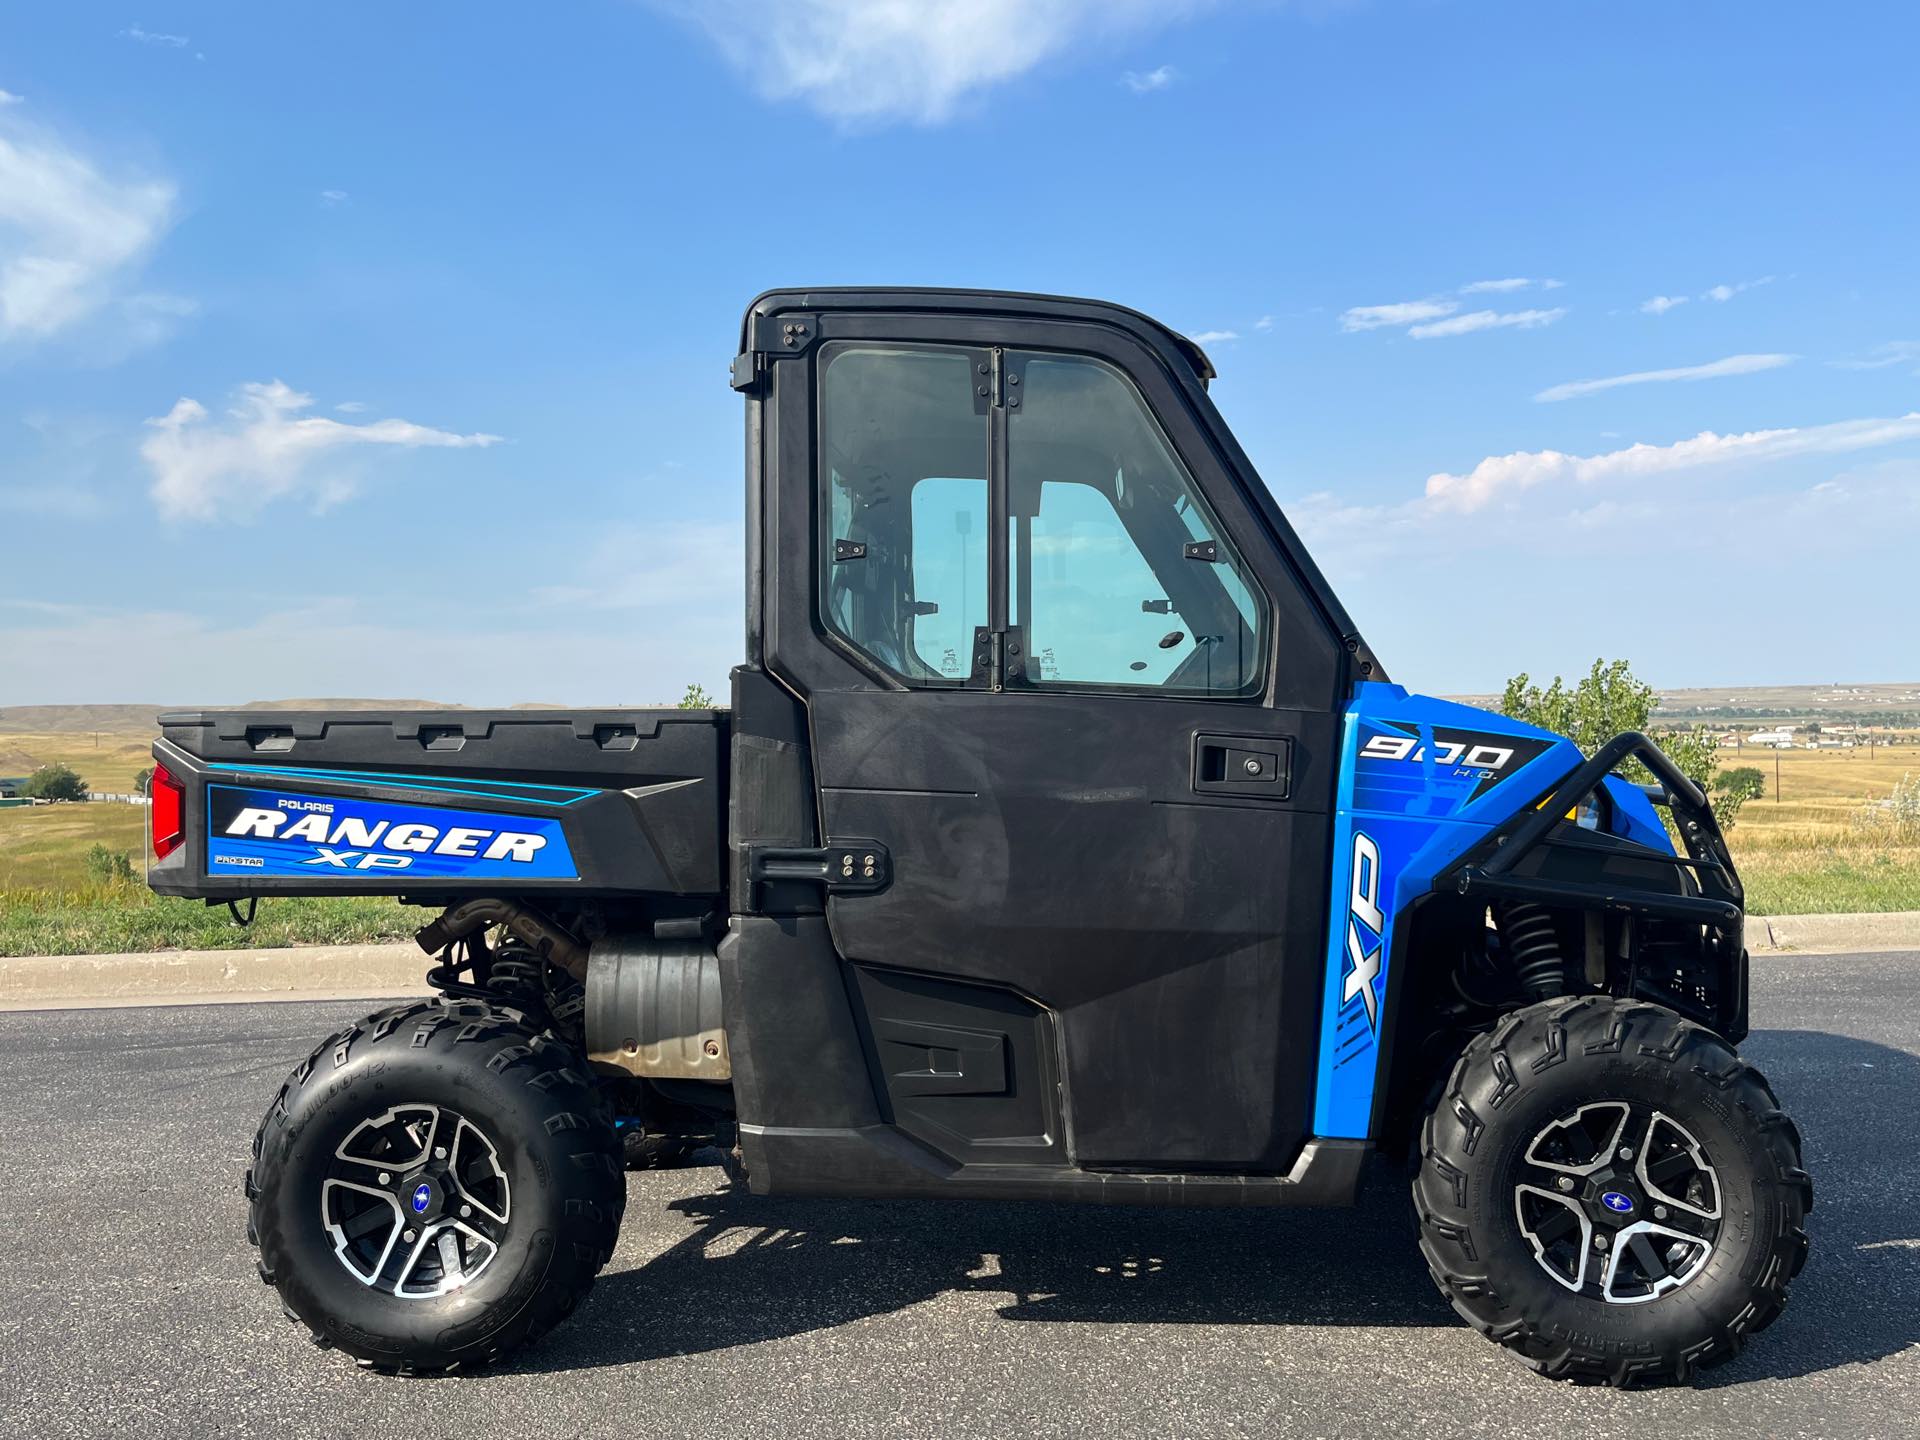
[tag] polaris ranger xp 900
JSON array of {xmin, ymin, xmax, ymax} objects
[{"xmin": 148, "ymin": 289, "xmax": 1810, "ymax": 1386}]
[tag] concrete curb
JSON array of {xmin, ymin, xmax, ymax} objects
[
  {"xmin": 1, "ymin": 912, "xmax": 1914, "ymax": 1011},
  {"xmin": 1748, "ymin": 911, "xmax": 1920, "ymax": 956},
  {"xmin": 0, "ymin": 941, "xmax": 430, "ymax": 1011}
]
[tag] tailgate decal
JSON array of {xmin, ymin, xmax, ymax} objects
[{"xmin": 205, "ymin": 784, "xmax": 579, "ymax": 880}]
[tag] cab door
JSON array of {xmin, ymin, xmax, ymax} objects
[{"xmin": 763, "ymin": 307, "xmax": 1347, "ymax": 1172}]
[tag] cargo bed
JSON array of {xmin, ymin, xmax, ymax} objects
[{"xmin": 149, "ymin": 708, "xmax": 728, "ymax": 901}]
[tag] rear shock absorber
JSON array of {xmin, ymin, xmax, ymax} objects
[{"xmin": 1497, "ymin": 902, "xmax": 1568, "ymax": 999}]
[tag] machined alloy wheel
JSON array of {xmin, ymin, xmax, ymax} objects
[
  {"xmin": 323, "ymin": 1103, "xmax": 512, "ymax": 1297},
  {"xmin": 1512, "ymin": 1102, "xmax": 1721, "ymax": 1305}
]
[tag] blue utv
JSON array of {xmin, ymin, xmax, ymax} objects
[{"xmin": 148, "ymin": 289, "xmax": 1810, "ymax": 1385}]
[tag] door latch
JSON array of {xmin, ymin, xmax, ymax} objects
[{"xmin": 1192, "ymin": 733, "xmax": 1293, "ymax": 798}]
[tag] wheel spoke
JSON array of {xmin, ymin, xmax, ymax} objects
[
  {"xmin": 343, "ymin": 1202, "xmax": 394, "ymax": 1242},
  {"xmin": 1636, "ymin": 1111, "xmax": 1722, "ymax": 1219},
  {"xmin": 1645, "ymin": 1149, "xmax": 1695, "ymax": 1188},
  {"xmin": 1531, "ymin": 1204, "xmax": 1581, "ymax": 1246},
  {"xmin": 1627, "ymin": 1230, "xmax": 1669, "ymax": 1284},
  {"xmin": 1524, "ymin": 1101, "xmax": 1630, "ymax": 1177},
  {"xmin": 394, "ymin": 1225, "xmax": 437, "ymax": 1294},
  {"xmin": 1654, "ymin": 1204, "xmax": 1717, "ymax": 1240}
]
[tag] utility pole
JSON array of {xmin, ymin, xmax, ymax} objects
[{"xmin": 1775, "ymin": 745, "xmax": 1781, "ymax": 804}]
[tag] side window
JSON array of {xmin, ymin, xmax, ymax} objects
[
  {"xmin": 1009, "ymin": 352, "xmax": 1265, "ymax": 694},
  {"xmin": 819, "ymin": 345, "xmax": 988, "ymax": 682}
]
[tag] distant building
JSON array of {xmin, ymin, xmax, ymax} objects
[{"xmin": 0, "ymin": 776, "xmax": 27, "ymax": 798}]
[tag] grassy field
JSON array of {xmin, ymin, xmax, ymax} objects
[
  {"xmin": 1710, "ymin": 744, "xmax": 1920, "ymax": 914},
  {"xmin": 0, "ymin": 805, "xmax": 418, "ymax": 957}
]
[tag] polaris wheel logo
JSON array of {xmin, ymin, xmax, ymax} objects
[
  {"xmin": 1342, "ymin": 831, "xmax": 1385, "ymax": 1029},
  {"xmin": 1601, "ymin": 1191, "xmax": 1634, "ymax": 1214},
  {"xmin": 412, "ymin": 1183, "xmax": 432, "ymax": 1214}
]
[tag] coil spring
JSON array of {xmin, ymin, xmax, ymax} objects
[{"xmin": 1499, "ymin": 902, "xmax": 1567, "ymax": 999}]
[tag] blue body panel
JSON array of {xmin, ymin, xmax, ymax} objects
[
  {"xmin": 205, "ymin": 783, "xmax": 580, "ymax": 881},
  {"xmin": 1312, "ymin": 683, "xmax": 1637, "ymax": 1138}
]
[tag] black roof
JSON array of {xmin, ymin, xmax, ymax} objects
[{"xmin": 740, "ymin": 286, "xmax": 1216, "ymax": 384}]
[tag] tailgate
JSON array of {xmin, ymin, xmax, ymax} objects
[{"xmin": 148, "ymin": 709, "xmax": 727, "ymax": 901}]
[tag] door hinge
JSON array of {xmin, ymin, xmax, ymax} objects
[
  {"xmin": 746, "ymin": 840, "xmax": 891, "ymax": 906},
  {"xmin": 970, "ymin": 624, "xmax": 1027, "ymax": 690}
]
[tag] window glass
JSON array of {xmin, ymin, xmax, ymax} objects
[
  {"xmin": 819, "ymin": 345, "xmax": 988, "ymax": 681},
  {"xmin": 1009, "ymin": 353, "xmax": 1264, "ymax": 694}
]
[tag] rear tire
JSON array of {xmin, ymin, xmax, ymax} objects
[
  {"xmin": 1415, "ymin": 996, "xmax": 1811, "ymax": 1386},
  {"xmin": 245, "ymin": 1000, "xmax": 624, "ymax": 1373}
]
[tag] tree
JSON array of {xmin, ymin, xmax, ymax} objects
[
  {"xmin": 678, "ymin": 683, "xmax": 716, "ymax": 709},
  {"xmin": 1715, "ymin": 766, "xmax": 1766, "ymax": 802},
  {"xmin": 1500, "ymin": 658, "xmax": 1726, "ymax": 824},
  {"xmin": 135, "ymin": 766, "xmax": 154, "ymax": 794},
  {"xmin": 22, "ymin": 763, "xmax": 88, "ymax": 802}
]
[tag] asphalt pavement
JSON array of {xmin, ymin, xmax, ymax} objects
[{"xmin": 0, "ymin": 952, "xmax": 1915, "ymax": 1439}]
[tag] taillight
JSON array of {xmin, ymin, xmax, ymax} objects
[{"xmin": 151, "ymin": 762, "xmax": 185, "ymax": 859}]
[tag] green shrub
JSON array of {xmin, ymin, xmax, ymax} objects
[{"xmin": 82, "ymin": 843, "xmax": 136, "ymax": 886}]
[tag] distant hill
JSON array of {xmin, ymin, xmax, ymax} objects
[
  {"xmin": 0, "ymin": 700, "xmax": 443, "ymax": 734},
  {"xmin": 1447, "ymin": 681, "xmax": 1920, "ymax": 726},
  {"xmin": 6, "ymin": 682, "xmax": 1915, "ymax": 740}
]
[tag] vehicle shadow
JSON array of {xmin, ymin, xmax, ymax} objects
[{"xmin": 515, "ymin": 1028, "xmax": 1918, "ymax": 1383}]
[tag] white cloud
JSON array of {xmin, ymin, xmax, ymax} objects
[
  {"xmin": 653, "ymin": 0, "xmax": 1211, "ymax": 125},
  {"xmin": 1641, "ymin": 294, "xmax": 1686, "ymax": 315},
  {"xmin": 120, "ymin": 25, "xmax": 188, "ymax": 47},
  {"xmin": 1339, "ymin": 297, "xmax": 1457, "ymax": 332},
  {"xmin": 0, "ymin": 90, "xmax": 21, "ymax": 106},
  {"xmin": 141, "ymin": 380, "xmax": 502, "ymax": 521},
  {"xmin": 1254, "ymin": 314, "xmax": 1273, "ymax": 331},
  {"xmin": 1424, "ymin": 411, "xmax": 1920, "ymax": 513},
  {"xmin": 1829, "ymin": 340, "xmax": 1920, "ymax": 371},
  {"xmin": 1123, "ymin": 64, "xmax": 1176, "ymax": 93},
  {"xmin": 1187, "ymin": 328, "xmax": 1236, "ymax": 344},
  {"xmin": 1460, "ymin": 278, "xmax": 1562, "ymax": 294},
  {"xmin": 1408, "ymin": 306, "xmax": 1565, "ymax": 340},
  {"xmin": 333, "ymin": 400, "xmax": 369, "ymax": 413},
  {"xmin": 1534, "ymin": 352, "xmax": 1795, "ymax": 403},
  {"xmin": 319, "ymin": 188, "xmax": 348, "ymax": 205},
  {"xmin": 0, "ymin": 104, "xmax": 178, "ymax": 343},
  {"xmin": 1702, "ymin": 276, "xmax": 1773, "ymax": 303}
]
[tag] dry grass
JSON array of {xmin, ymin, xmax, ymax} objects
[
  {"xmin": 0, "ymin": 803, "xmax": 149, "ymax": 889},
  {"xmin": 1720, "ymin": 744, "xmax": 1920, "ymax": 913}
]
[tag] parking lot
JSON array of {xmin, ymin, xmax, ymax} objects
[{"xmin": 1, "ymin": 950, "xmax": 1914, "ymax": 1439}]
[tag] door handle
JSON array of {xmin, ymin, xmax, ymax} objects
[{"xmin": 1192, "ymin": 733, "xmax": 1292, "ymax": 798}]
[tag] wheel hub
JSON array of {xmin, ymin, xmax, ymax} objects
[
  {"xmin": 1513, "ymin": 1101, "xmax": 1722, "ymax": 1304},
  {"xmin": 321, "ymin": 1103, "xmax": 512, "ymax": 1298}
]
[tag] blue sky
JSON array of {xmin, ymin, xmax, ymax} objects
[{"xmin": 2, "ymin": 2, "xmax": 1915, "ymax": 706}]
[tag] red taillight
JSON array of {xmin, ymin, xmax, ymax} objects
[{"xmin": 151, "ymin": 762, "xmax": 185, "ymax": 860}]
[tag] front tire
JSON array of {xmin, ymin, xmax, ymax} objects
[
  {"xmin": 246, "ymin": 1000, "xmax": 624, "ymax": 1373},
  {"xmin": 1415, "ymin": 996, "xmax": 1811, "ymax": 1386}
]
